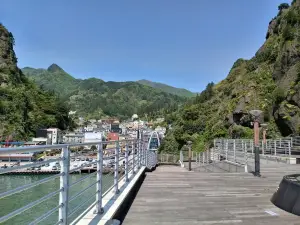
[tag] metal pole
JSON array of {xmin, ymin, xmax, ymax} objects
[
  {"xmin": 288, "ymin": 141, "xmax": 291, "ymax": 158},
  {"xmin": 218, "ymin": 140, "xmax": 221, "ymax": 161},
  {"xmin": 225, "ymin": 140, "xmax": 228, "ymax": 160},
  {"xmin": 145, "ymin": 142, "xmax": 148, "ymax": 168},
  {"xmin": 95, "ymin": 143, "xmax": 103, "ymax": 214},
  {"xmin": 59, "ymin": 146, "xmax": 70, "ymax": 225},
  {"xmin": 233, "ymin": 139, "xmax": 236, "ymax": 162},
  {"xmin": 125, "ymin": 141, "xmax": 129, "ymax": 182},
  {"xmin": 132, "ymin": 142, "xmax": 135, "ymax": 174},
  {"xmin": 143, "ymin": 141, "xmax": 146, "ymax": 166},
  {"xmin": 244, "ymin": 142, "xmax": 248, "ymax": 172},
  {"xmin": 280, "ymin": 138, "xmax": 282, "ymax": 147},
  {"xmin": 188, "ymin": 145, "xmax": 192, "ymax": 171},
  {"xmin": 114, "ymin": 141, "xmax": 120, "ymax": 195},
  {"xmin": 137, "ymin": 139, "xmax": 141, "ymax": 169},
  {"xmin": 274, "ymin": 140, "xmax": 277, "ymax": 156}
]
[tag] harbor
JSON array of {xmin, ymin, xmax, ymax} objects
[{"xmin": 0, "ymin": 154, "xmax": 133, "ymax": 175}]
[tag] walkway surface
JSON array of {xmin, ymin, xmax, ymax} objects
[{"xmin": 123, "ymin": 164, "xmax": 300, "ymax": 225}]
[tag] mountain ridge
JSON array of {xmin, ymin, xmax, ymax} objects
[
  {"xmin": 137, "ymin": 79, "xmax": 196, "ymax": 97},
  {"xmin": 22, "ymin": 66, "xmax": 186, "ymax": 120}
]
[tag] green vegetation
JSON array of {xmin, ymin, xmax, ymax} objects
[
  {"xmin": 137, "ymin": 79, "xmax": 196, "ymax": 97},
  {"xmin": 160, "ymin": 1, "xmax": 300, "ymax": 153},
  {"xmin": 278, "ymin": 3, "xmax": 289, "ymax": 11},
  {"xmin": 23, "ymin": 68, "xmax": 186, "ymax": 120},
  {"xmin": 0, "ymin": 24, "xmax": 75, "ymax": 140}
]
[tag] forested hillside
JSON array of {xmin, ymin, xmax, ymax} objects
[
  {"xmin": 23, "ymin": 66, "xmax": 185, "ymax": 120},
  {"xmin": 0, "ymin": 24, "xmax": 75, "ymax": 140},
  {"xmin": 137, "ymin": 79, "xmax": 196, "ymax": 97},
  {"xmin": 161, "ymin": 1, "xmax": 300, "ymax": 153}
]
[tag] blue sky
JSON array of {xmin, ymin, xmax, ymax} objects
[{"xmin": 1, "ymin": 0, "xmax": 291, "ymax": 92}]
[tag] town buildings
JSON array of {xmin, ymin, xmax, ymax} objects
[
  {"xmin": 34, "ymin": 128, "xmax": 63, "ymax": 145},
  {"xmin": 63, "ymin": 133, "xmax": 84, "ymax": 144}
]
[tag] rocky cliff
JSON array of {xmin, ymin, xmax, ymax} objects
[{"xmin": 162, "ymin": 1, "xmax": 300, "ymax": 152}]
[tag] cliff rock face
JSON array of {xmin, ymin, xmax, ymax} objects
[
  {"xmin": 0, "ymin": 24, "xmax": 73, "ymax": 140},
  {"xmin": 219, "ymin": 0, "xmax": 300, "ymax": 137},
  {"xmin": 165, "ymin": 1, "xmax": 300, "ymax": 151}
]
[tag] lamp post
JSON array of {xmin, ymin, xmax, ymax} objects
[
  {"xmin": 250, "ymin": 110, "xmax": 263, "ymax": 177},
  {"xmin": 187, "ymin": 141, "xmax": 192, "ymax": 171}
]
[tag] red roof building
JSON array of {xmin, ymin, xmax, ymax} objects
[{"xmin": 107, "ymin": 133, "xmax": 119, "ymax": 141}]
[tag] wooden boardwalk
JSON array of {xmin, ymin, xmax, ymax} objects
[{"xmin": 123, "ymin": 163, "xmax": 300, "ymax": 225}]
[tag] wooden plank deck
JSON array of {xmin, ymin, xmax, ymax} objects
[{"xmin": 123, "ymin": 164, "xmax": 300, "ymax": 225}]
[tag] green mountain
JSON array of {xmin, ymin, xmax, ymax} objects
[
  {"xmin": 161, "ymin": 1, "xmax": 300, "ymax": 153},
  {"xmin": 0, "ymin": 24, "xmax": 75, "ymax": 140},
  {"xmin": 23, "ymin": 66, "xmax": 186, "ymax": 120},
  {"xmin": 137, "ymin": 79, "xmax": 196, "ymax": 97}
]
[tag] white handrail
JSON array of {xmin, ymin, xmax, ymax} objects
[{"xmin": 0, "ymin": 138, "xmax": 146, "ymax": 225}]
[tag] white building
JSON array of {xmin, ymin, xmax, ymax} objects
[
  {"xmin": 46, "ymin": 128, "xmax": 63, "ymax": 144},
  {"xmin": 63, "ymin": 133, "xmax": 84, "ymax": 144},
  {"xmin": 32, "ymin": 137, "xmax": 47, "ymax": 145},
  {"xmin": 84, "ymin": 132, "xmax": 103, "ymax": 144}
]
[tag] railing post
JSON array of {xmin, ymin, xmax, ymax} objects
[
  {"xmin": 114, "ymin": 141, "xmax": 120, "ymax": 195},
  {"xmin": 279, "ymin": 138, "xmax": 282, "ymax": 148},
  {"xmin": 288, "ymin": 141, "xmax": 291, "ymax": 158},
  {"xmin": 218, "ymin": 140, "xmax": 220, "ymax": 161},
  {"xmin": 142, "ymin": 141, "xmax": 146, "ymax": 166},
  {"xmin": 244, "ymin": 142, "xmax": 248, "ymax": 172},
  {"xmin": 138, "ymin": 139, "xmax": 141, "ymax": 169},
  {"xmin": 132, "ymin": 141, "xmax": 136, "ymax": 174},
  {"xmin": 225, "ymin": 140, "xmax": 228, "ymax": 160},
  {"xmin": 59, "ymin": 146, "xmax": 70, "ymax": 225},
  {"xmin": 233, "ymin": 139, "xmax": 236, "ymax": 162},
  {"xmin": 262, "ymin": 140, "xmax": 264, "ymax": 155},
  {"xmin": 145, "ymin": 142, "xmax": 148, "ymax": 168},
  {"xmin": 274, "ymin": 140, "xmax": 277, "ymax": 156},
  {"xmin": 125, "ymin": 141, "xmax": 129, "ymax": 182},
  {"xmin": 95, "ymin": 143, "xmax": 103, "ymax": 214},
  {"xmin": 241, "ymin": 139, "xmax": 244, "ymax": 159}
]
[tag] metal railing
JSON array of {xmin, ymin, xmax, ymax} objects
[
  {"xmin": 0, "ymin": 138, "xmax": 146, "ymax": 225},
  {"xmin": 183, "ymin": 137, "xmax": 298, "ymax": 172},
  {"xmin": 157, "ymin": 153, "xmax": 180, "ymax": 164},
  {"xmin": 213, "ymin": 138, "xmax": 297, "ymax": 166}
]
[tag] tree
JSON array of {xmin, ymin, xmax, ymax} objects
[
  {"xmin": 159, "ymin": 132, "xmax": 179, "ymax": 154},
  {"xmin": 278, "ymin": 3, "xmax": 289, "ymax": 11},
  {"xmin": 282, "ymin": 25, "xmax": 294, "ymax": 41},
  {"xmin": 195, "ymin": 82, "xmax": 215, "ymax": 103}
]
